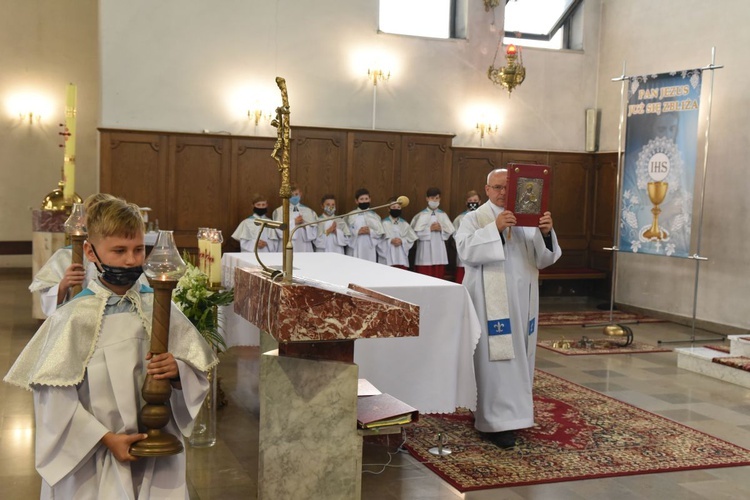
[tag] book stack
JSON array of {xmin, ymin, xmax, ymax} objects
[{"xmin": 356, "ymin": 380, "xmax": 419, "ymax": 430}]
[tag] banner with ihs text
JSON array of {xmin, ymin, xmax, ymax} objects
[{"xmin": 619, "ymin": 70, "xmax": 702, "ymax": 257}]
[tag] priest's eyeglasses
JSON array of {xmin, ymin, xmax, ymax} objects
[{"xmin": 488, "ymin": 184, "xmax": 507, "ymax": 192}]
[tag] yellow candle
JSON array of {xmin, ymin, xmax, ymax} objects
[
  {"xmin": 198, "ymin": 235, "xmax": 208, "ymax": 274},
  {"xmin": 209, "ymin": 240, "xmax": 222, "ymax": 285},
  {"xmin": 63, "ymin": 83, "xmax": 77, "ymax": 202}
]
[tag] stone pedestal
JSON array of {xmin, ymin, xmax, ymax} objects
[{"xmin": 259, "ymin": 351, "xmax": 361, "ymax": 500}]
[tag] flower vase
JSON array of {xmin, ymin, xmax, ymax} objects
[{"xmin": 189, "ymin": 363, "xmax": 217, "ymax": 447}]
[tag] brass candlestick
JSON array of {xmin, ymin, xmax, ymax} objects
[
  {"xmin": 131, "ymin": 230, "xmax": 187, "ymax": 457},
  {"xmin": 642, "ymin": 181, "xmax": 669, "ymax": 240}
]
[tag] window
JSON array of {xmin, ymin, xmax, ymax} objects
[
  {"xmin": 503, "ymin": 0, "xmax": 584, "ymax": 50},
  {"xmin": 379, "ymin": 0, "xmax": 467, "ymax": 40}
]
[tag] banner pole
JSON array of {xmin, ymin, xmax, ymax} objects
[{"xmin": 658, "ymin": 47, "xmax": 724, "ymax": 345}]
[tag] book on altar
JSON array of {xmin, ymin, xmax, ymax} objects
[{"xmin": 357, "ymin": 392, "xmax": 419, "ymax": 429}]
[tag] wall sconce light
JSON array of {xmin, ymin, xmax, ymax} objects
[
  {"xmin": 368, "ymin": 68, "xmax": 390, "ymax": 86},
  {"xmin": 248, "ymin": 109, "xmax": 270, "ymax": 126},
  {"xmin": 6, "ymin": 92, "xmax": 51, "ymax": 125},
  {"xmin": 488, "ymin": 43, "xmax": 526, "ymax": 96},
  {"xmin": 476, "ymin": 121, "xmax": 498, "ymax": 147}
]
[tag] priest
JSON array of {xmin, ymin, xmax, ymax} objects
[{"xmin": 455, "ymin": 168, "xmax": 561, "ymax": 448}]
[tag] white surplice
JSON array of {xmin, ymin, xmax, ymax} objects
[
  {"xmin": 231, "ymin": 214, "xmax": 280, "ymax": 253},
  {"xmin": 314, "ymin": 215, "xmax": 350, "ymax": 254},
  {"xmin": 411, "ymin": 208, "xmax": 455, "ymax": 266},
  {"xmin": 452, "ymin": 211, "xmax": 469, "ymax": 269},
  {"xmin": 377, "ymin": 216, "xmax": 417, "ymax": 267},
  {"xmin": 345, "ymin": 210, "xmax": 384, "ymax": 262},
  {"xmin": 455, "ymin": 201, "xmax": 561, "ymax": 433},
  {"xmin": 272, "ymin": 204, "xmax": 318, "ymax": 252}
]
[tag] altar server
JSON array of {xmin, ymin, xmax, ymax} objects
[
  {"xmin": 452, "ymin": 190, "xmax": 482, "ymax": 283},
  {"xmin": 30, "ymin": 193, "xmax": 116, "ymax": 317},
  {"xmin": 411, "ymin": 187, "xmax": 455, "ymax": 279},
  {"xmin": 6, "ymin": 195, "xmax": 218, "ymax": 498},
  {"xmin": 455, "ymin": 168, "xmax": 560, "ymax": 449},
  {"xmin": 232, "ymin": 193, "xmax": 280, "ymax": 252},
  {"xmin": 272, "ymin": 185, "xmax": 317, "ymax": 252},
  {"xmin": 378, "ymin": 197, "xmax": 417, "ymax": 269},
  {"xmin": 345, "ymin": 188, "xmax": 384, "ymax": 262},
  {"xmin": 314, "ymin": 194, "xmax": 350, "ymax": 254}
]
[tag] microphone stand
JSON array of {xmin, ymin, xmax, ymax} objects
[{"xmin": 253, "ymin": 196, "xmax": 409, "ymax": 284}]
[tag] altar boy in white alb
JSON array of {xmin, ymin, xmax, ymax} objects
[
  {"xmin": 345, "ymin": 188, "xmax": 385, "ymax": 262},
  {"xmin": 455, "ymin": 168, "xmax": 560, "ymax": 449},
  {"xmin": 378, "ymin": 197, "xmax": 417, "ymax": 269},
  {"xmin": 5, "ymin": 195, "xmax": 218, "ymax": 499},
  {"xmin": 314, "ymin": 194, "xmax": 350, "ymax": 254},
  {"xmin": 231, "ymin": 193, "xmax": 280, "ymax": 252},
  {"xmin": 272, "ymin": 185, "xmax": 318, "ymax": 252},
  {"xmin": 411, "ymin": 187, "xmax": 455, "ymax": 279}
]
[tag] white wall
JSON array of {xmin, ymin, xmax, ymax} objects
[
  {"xmin": 0, "ymin": 0, "xmax": 99, "ymax": 267},
  {"xmin": 596, "ymin": 0, "xmax": 750, "ymax": 329},
  {"xmin": 99, "ymin": 0, "xmax": 600, "ymax": 151}
]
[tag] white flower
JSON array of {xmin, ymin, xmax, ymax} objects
[{"xmin": 630, "ymin": 240, "xmax": 641, "ymax": 252}]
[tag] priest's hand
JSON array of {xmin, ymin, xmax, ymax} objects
[
  {"xmin": 146, "ymin": 352, "xmax": 179, "ymax": 380},
  {"xmin": 102, "ymin": 432, "xmax": 147, "ymax": 462},
  {"xmin": 539, "ymin": 211, "xmax": 553, "ymax": 236},
  {"xmin": 495, "ymin": 210, "xmax": 517, "ymax": 233}
]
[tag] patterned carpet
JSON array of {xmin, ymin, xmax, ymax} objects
[
  {"xmin": 404, "ymin": 371, "xmax": 750, "ymax": 492},
  {"xmin": 538, "ymin": 339, "xmax": 671, "ymax": 356},
  {"xmin": 539, "ymin": 310, "xmax": 662, "ymax": 326}
]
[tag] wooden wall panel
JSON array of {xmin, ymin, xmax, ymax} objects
[
  {"xmin": 548, "ymin": 153, "xmax": 592, "ymax": 268},
  {"xmin": 100, "ymin": 132, "xmax": 167, "ymax": 221},
  {"xmin": 168, "ymin": 136, "xmax": 231, "ymax": 248},
  {"xmin": 347, "ymin": 132, "xmax": 399, "ymax": 213},
  {"xmin": 291, "ymin": 128, "xmax": 348, "ymax": 212},
  {"xmin": 591, "ymin": 152, "xmax": 618, "ymax": 271},
  {"xmin": 399, "ymin": 135, "xmax": 453, "ymax": 220},
  {"xmin": 451, "ymin": 148, "xmax": 504, "ymax": 214}
]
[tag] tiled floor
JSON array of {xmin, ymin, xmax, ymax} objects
[{"xmin": 2, "ymin": 271, "xmax": 749, "ymax": 499}]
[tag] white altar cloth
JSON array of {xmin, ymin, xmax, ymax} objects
[{"xmin": 221, "ymin": 252, "xmax": 480, "ymax": 414}]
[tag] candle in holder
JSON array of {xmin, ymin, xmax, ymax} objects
[
  {"xmin": 197, "ymin": 228, "xmax": 209, "ymax": 275},
  {"xmin": 130, "ymin": 230, "xmax": 187, "ymax": 457},
  {"xmin": 63, "ymin": 202, "xmax": 87, "ymax": 296},
  {"xmin": 207, "ymin": 229, "xmax": 223, "ymax": 287}
]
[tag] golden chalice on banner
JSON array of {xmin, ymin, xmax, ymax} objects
[{"xmin": 642, "ymin": 181, "xmax": 669, "ymax": 240}]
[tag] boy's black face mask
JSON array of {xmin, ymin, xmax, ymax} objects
[
  {"xmin": 90, "ymin": 244, "xmax": 143, "ymax": 287},
  {"xmin": 467, "ymin": 202, "xmax": 480, "ymax": 211}
]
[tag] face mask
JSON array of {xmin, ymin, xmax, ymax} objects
[
  {"xmin": 389, "ymin": 209, "xmax": 402, "ymax": 219},
  {"xmin": 323, "ymin": 206, "xmax": 336, "ymax": 216},
  {"xmin": 290, "ymin": 195, "xmax": 301, "ymax": 205},
  {"xmin": 358, "ymin": 202, "xmax": 370, "ymax": 210},
  {"xmin": 428, "ymin": 200, "xmax": 440, "ymax": 210},
  {"xmin": 253, "ymin": 207, "xmax": 267, "ymax": 216},
  {"xmin": 91, "ymin": 244, "xmax": 143, "ymax": 288},
  {"xmin": 467, "ymin": 202, "xmax": 479, "ymax": 211}
]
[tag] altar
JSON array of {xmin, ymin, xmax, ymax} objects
[{"xmin": 221, "ymin": 252, "xmax": 480, "ymax": 413}]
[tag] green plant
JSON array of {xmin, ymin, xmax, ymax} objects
[{"xmin": 172, "ymin": 254, "xmax": 233, "ymax": 352}]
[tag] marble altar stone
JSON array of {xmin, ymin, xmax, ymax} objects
[{"xmin": 234, "ymin": 267, "xmax": 419, "ymax": 343}]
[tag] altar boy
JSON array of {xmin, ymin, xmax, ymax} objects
[
  {"xmin": 314, "ymin": 194, "xmax": 350, "ymax": 253},
  {"xmin": 411, "ymin": 187, "xmax": 455, "ymax": 278},
  {"xmin": 378, "ymin": 197, "xmax": 417, "ymax": 269},
  {"xmin": 346, "ymin": 188, "xmax": 385, "ymax": 262},
  {"xmin": 232, "ymin": 193, "xmax": 280, "ymax": 252},
  {"xmin": 6, "ymin": 195, "xmax": 217, "ymax": 499},
  {"xmin": 272, "ymin": 185, "xmax": 317, "ymax": 252}
]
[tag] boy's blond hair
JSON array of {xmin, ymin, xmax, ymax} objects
[{"xmin": 86, "ymin": 196, "xmax": 145, "ymax": 241}]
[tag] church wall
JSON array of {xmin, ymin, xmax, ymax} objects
[
  {"xmin": 98, "ymin": 0, "xmax": 601, "ymax": 151},
  {"xmin": 596, "ymin": 0, "xmax": 750, "ymax": 329},
  {"xmin": 0, "ymin": 0, "xmax": 99, "ymax": 267}
]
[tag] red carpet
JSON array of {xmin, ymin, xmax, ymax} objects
[
  {"xmin": 538, "ymin": 339, "xmax": 671, "ymax": 355},
  {"xmin": 539, "ymin": 310, "xmax": 662, "ymax": 326},
  {"xmin": 404, "ymin": 371, "xmax": 750, "ymax": 492}
]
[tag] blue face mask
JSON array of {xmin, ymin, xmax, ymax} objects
[{"xmin": 290, "ymin": 195, "xmax": 301, "ymax": 205}]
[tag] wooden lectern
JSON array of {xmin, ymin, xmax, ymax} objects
[{"xmin": 233, "ymin": 263, "xmax": 419, "ymax": 500}]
